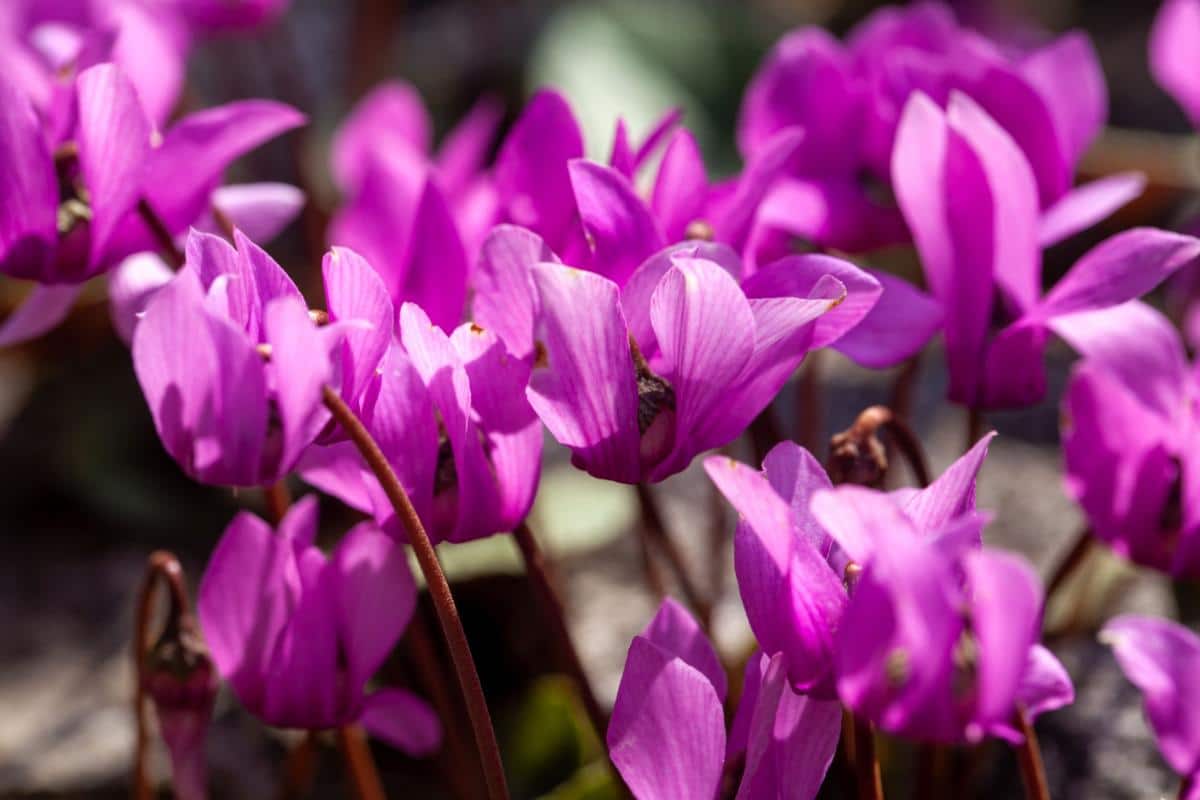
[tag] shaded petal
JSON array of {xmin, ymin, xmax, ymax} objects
[
  {"xmin": 1037, "ymin": 228, "xmax": 1200, "ymax": 320},
  {"xmin": 471, "ymin": 224, "xmax": 557, "ymax": 361},
  {"xmin": 1151, "ymin": 0, "xmax": 1200, "ymax": 128},
  {"xmin": 728, "ymin": 650, "xmax": 765, "ymax": 761},
  {"xmin": 436, "ymin": 95, "xmax": 504, "ymax": 197},
  {"xmin": 831, "ymin": 270, "xmax": 941, "ymax": 368},
  {"xmin": 398, "ymin": 177, "xmax": 469, "ymax": 332},
  {"xmin": 710, "ymin": 127, "xmax": 805, "ymax": 251},
  {"xmin": 1050, "ymin": 301, "xmax": 1188, "ymax": 421},
  {"xmin": 332, "ymin": 81, "xmax": 431, "ymax": 192},
  {"xmin": 296, "ymin": 441, "xmax": 375, "ymax": 515},
  {"xmin": 640, "ymin": 597, "xmax": 727, "ymax": 701},
  {"xmin": 0, "ymin": 283, "xmax": 81, "ymax": 347},
  {"xmin": 902, "ymin": 432, "xmax": 994, "ymax": 532},
  {"xmin": 631, "ymin": 108, "xmax": 685, "ymax": 172},
  {"xmin": 978, "ymin": 319, "xmax": 1050, "ymax": 410},
  {"xmin": 207, "ymin": 183, "xmax": 306, "ymax": 244},
  {"xmin": 608, "ymin": 636, "xmax": 726, "ymax": 800},
  {"xmin": 75, "ymin": 64, "xmax": 151, "ymax": 267},
  {"xmin": 1019, "ymin": 32, "xmax": 1107, "ymax": 172},
  {"xmin": 332, "ymin": 522, "xmax": 416, "ymax": 693},
  {"xmin": 360, "ymin": 688, "xmax": 442, "ymax": 758},
  {"xmin": 197, "ymin": 511, "xmax": 296, "ymax": 713},
  {"xmin": 761, "ymin": 441, "xmax": 835, "ymax": 556},
  {"xmin": 323, "ymin": 246, "xmax": 394, "ymax": 402},
  {"xmin": 0, "ymin": 77, "xmax": 55, "ymax": 276},
  {"xmin": 264, "ymin": 296, "xmax": 333, "ymax": 475},
  {"xmin": 651, "ymin": 128, "xmax": 708, "ymax": 243},
  {"xmin": 962, "ymin": 549, "xmax": 1041, "ymax": 739},
  {"xmin": 810, "ymin": 486, "xmax": 917, "ymax": 566},
  {"xmin": 1038, "ymin": 173, "xmax": 1146, "ymax": 249},
  {"xmin": 527, "ymin": 263, "xmax": 641, "ymax": 483},
  {"xmin": 494, "ymin": 90, "xmax": 585, "ymax": 250},
  {"xmin": 569, "ymin": 159, "xmax": 665, "ymax": 287},
  {"xmin": 1101, "ymin": 614, "xmax": 1200, "ymax": 776},
  {"xmin": 1016, "ymin": 644, "xmax": 1075, "ymax": 720},
  {"xmin": 608, "ymin": 118, "xmax": 635, "ymax": 178}
]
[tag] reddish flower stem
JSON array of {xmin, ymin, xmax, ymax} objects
[
  {"xmin": 1045, "ymin": 528, "xmax": 1094, "ymax": 599},
  {"xmin": 132, "ymin": 551, "xmax": 193, "ymax": 800},
  {"xmin": 264, "ymin": 480, "xmax": 292, "ymax": 525},
  {"xmin": 1013, "ymin": 705, "xmax": 1050, "ymax": 800},
  {"xmin": 796, "ymin": 351, "xmax": 824, "ymax": 453},
  {"xmin": 635, "ymin": 482, "xmax": 713, "ymax": 634},
  {"xmin": 336, "ymin": 725, "xmax": 387, "ymax": 800},
  {"xmin": 965, "ymin": 407, "xmax": 985, "ymax": 452},
  {"xmin": 512, "ymin": 522, "xmax": 618, "ymax": 778},
  {"xmin": 274, "ymin": 732, "xmax": 320, "ymax": 800},
  {"xmin": 852, "ymin": 713, "xmax": 884, "ymax": 800},
  {"xmin": 137, "ymin": 198, "xmax": 185, "ymax": 270},
  {"xmin": 321, "ymin": 386, "xmax": 510, "ymax": 800}
]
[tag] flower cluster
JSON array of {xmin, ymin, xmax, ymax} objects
[{"xmin": 5, "ymin": 1, "xmax": 1200, "ymax": 798}]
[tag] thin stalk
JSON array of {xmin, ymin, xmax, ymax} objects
[
  {"xmin": 965, "ymin": 407, "xmax": 985, "ymax": 451},
  {"xmin": 137, "ymin": 198, "xmax": 185, "ymax": 270},
  {"xmin": 888, "ymin": 354, "xmax": 921, "ymax": 424},
  {"xmin": 748, "ymin": 406, "xmax": 784, "ymax": 466},
  {"xmin": 336, "ymin": 725, "xmax": 386, "ymax": 800},
  {"xmin": 321, "ymin": 386, "xmax": 509, "ymax": 800},
  {"xmin": 1045, "ymin": 528, "xmax": 1093, "ymax": 599},
  {"xmin": 132, "ymin": 551, "xmax": 192, "ymax": 800},
  {"xmin": 264, "ymin": 481, "xmax": 292, "ymax": 525},
  {"xmin": 796, "ymin": 351, "xmax": 824, "ymax": 453},
  {"xmin": 1013, "ymin": 706, "xmax": 1050, "ymax": 800},
  {"xmin": 635, "ymin": 482, "xmax": 713, "ymax": 633},
  {"xmin": 512, "ymin": 523, "xmax": 612, "ymax": 745},
  {"xmin": 274, "ymin": 732, "xmax": 320, "ymax": 800},
  {"xmin": 852, "ymin": 714, "xmax": 884, "ymax": 800}
]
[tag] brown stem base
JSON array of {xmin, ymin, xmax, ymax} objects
[{"xmin": 1013, "ymin": 706, "xmax": 1050, "ymax": 800}]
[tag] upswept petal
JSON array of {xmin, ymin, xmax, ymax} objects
[
  {"xmin": 1151, "ymin": 0, "xmax": 1200, "ymax": 128},
  {"xmin": 710, "ymin": 127, "xmax": 805, "ymax": 251},
  {"xmin": 761, "ymin": 442, "xmax": 835, "ymax": 556},
  {"xmin": 323, "ymin": 246, "xmax": 394, "ymax": 402},
  {"xmin": 436, "ymin": 95, "xmax": 503, "ymax": 197},
  {"xmin": 901, "ymin": 433, "xmax": 994, "ymax": 532},
  {"xmin": 607, "ymin": 636, "xmax": 726, "ymax": 800},
  {"xmin": 360, "ymin": 688, "xmax": 443, "ymax": 757},
  {"xmin": 608, "ymin": 119, "xmax": 635, "ymax": 178},
  {"xmin": 1019, "ymin": 32, "xmax": 1107, "ymax": 172},
  {"xmin": 1102, "ymin": 614, "xmax": 1200, "ymax": 776},
  {"xmin": 264, "ymin": 296, "xmax": 332, "ymax": 476},
  {"xmin": 0, "ymin": 76, "xmax": 55, "ymax": 277},
  {"xmin": 639, "ymin": 597, "xmax": 727, "ymax": 702},
  {"xmin": 206, "ymin": 183, "xmax": 306, "ymax": 244},
  {"xmin": 1038, "ymin": 172, "xmax": 1146, "ymax": 249},
  {"xmin": 830, "ymin": 269, "xmax": 941, "ymax": 368},
  {"xmin": 526, "ymin": 263, "xmax": 641, "ymax": 483},
  {"xmin": 810, "ymin": 486, "xmax": 917, "ymax": 567},
  {"xmin": 1016, "ymin": 644, "xmax": 1075, "ymax": 720},
  {"xmin": 569, "ymin": 159, "xmax": 665, "ymax": 287},
  {"xmin": 471, "ymin": 224, "xmax": 557, "ymax": 361},
  {"xmin": 332, "ymin": 81, "xmax": 431, "ymax": 192},
  {"xmin": 651, "ymin": 128, "xmax": 708, "ymax": 244},
  {"xmin": 396, "ymin": 177, "xmax": 470, "ymax": 332}
]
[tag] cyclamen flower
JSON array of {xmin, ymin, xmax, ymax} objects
[
  {"xmin": 1058, "ymin": 301, "xmax": 1200, "ymax": 577},
  {"xmin": 198, "ymin": 497, "xmax": 440, "ymax": 755},
  {"xmin": 738, "ymin": 2, "xmax": 1135, "ymax": 255},
  {"xmin": 608, "ymin": 599, "xmax": 841, "ymax": 800},
  {"xmin": 890, "ymin": 90, "xmax": 1200, "ymax": 409},
  {"xmin": 132, "ymin": 231, "xmax": 338, "ymax": 487},
  {"xmin": 1151, "ymin": 0, "xmax": 1200, "ymax": 129},
  {"xmin": 176, "ymin": 0, "xmax": 291, "ymax": 33},
  {"xmin": 300, "ymin": 296, "xmax": 542, "ymax": 545},
  {"xmin": 704, "ymin": 438, "xmax": 1074, "ymax": 744},
  {"xmin": 0, "ymin": 62, "xmax": 303, "ymax": 346},
  {"xmin": 329, "ymin": 81, "xmax": 503, "ymax": 329},
  {"xmin": 1102, "ymin": 615, "xmax": 1200, "ymax": 799},
  {"xmin": 499, "ymin": 236, "xmax": 878, "ymax": 483}
]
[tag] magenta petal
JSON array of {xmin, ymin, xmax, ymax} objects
[
  {"xmin": 332, "ymin": 81, "xmax": 431, "ymax": 192},
  {"xmin": 608, "ymin": 636, "xmax": 726, "ymax": 800},
  {"xmin": 1037, "ymin": 228, "xmax": 1200, "ymax": 320},
  {"xmin": 399, "ymin": 177, "xmax": 470, "ymax": 332},
  {"xmin": 0, "ymin": 283, "xmax": 82, "ymax": 347},
  {"xmin": 1019, "ymin": 32, "xmax": 1107, "ymax": 172},
  {"xmin": 436, "ymin": 95, "xmax": 503, "ymax": 198},
  {"xmin": 75, "ymin": 64, "xmax": 151, "ymax": 267},
  {"xmin": 640, "ymin": 597, "xmax": 728, "ymax": 702},
  {"xmin": 0, "ymin": 77, "xmax": 55, "ymax": 275},
  {"xmin": 728, "ymin": 650, "xmax": 765, "ymax": 761},
  {"xmin": 331, "ymin": 522, "xmax": 416, "ymax": 692},
  {"xmin": 494, "ymin": 90, "xmax": 585, "ymax": 251},
  {"xmin": 1102, "ymin": 614, "xmax": 1200, "ymax": 777},
  {"xmin": 831, "ymin": 270, "xmax": 942, "ymax": 368},
  {"xmin": 761, "ymin": 442, "xmax": 835, "ymax": 556},
  {"xmin": 323, "ymin": 246, "xmax": 394, "ymax": 402},
  {"xmin": 651, "ymin": 128, "xmax": 709, "ymax": 243},
  {"xmin": 360, "ymin": 688, "xmax": 443, "ymax": 758},
  {"xmin": 711, "ymin": 127, "xmax": 805, "ymax": 251},
  {"xmin": 1038, "ymin": 172, "xmax": 1146, "ymax": 249},
  {"xmin": 962, "ymin": 549, "xmax": 1042, "ymax": 739},
  {"xmin": 608, "ymin": 119, "xmax": 636, "ymax": 178},
  {"xmin": 197, "ymin": 511, "xmax": 296, "ymax": 712},
  {"xmin": 450, "ymin": 323, "xmax": 542, "ymax": 531},
  {"xmin": 527, "ymin": 263, "xmax": 641, "ymax": 483},
  {"xmin": 569, "ymin": 159, "xmax": 665, "ymax": 287},
  {"xmin": 296, "ymin": 441, "xmax": 375, "ymax": 515},
  {"xmin": 809, "ymin": 486, "xmax": 918, "ymax": 567},
  {"xmin": 472, "ymin": 224, "xmax": 557, "ymax": 361},
  {"xmin": 1051, "ymin": 301, "xmax": 1188, "ymax": 421},
  {"xmin": 632, "ymin": 108, "xmax": 685, "ymax": 172},
  {"xmin": 208, "ymin": 183, "xmax": 306, "ymax": 245},
  {"xmin": 1151, "ymin": 0, "xmax": 1200, "ymax": 128},
  {"xmin": 264, "ymin": 297, "xmax": 332, "ymax": 476},
  {"xmin": 737, "ymin": 652, "xmax": 842, "ymax": 800},
  {"xmin": 1016, "ymin": 644, "xmax": 1075, "ymax": 721},
  {"xmin": 901, "ymin": 432, "xmax": 994, "ymax": 532}
]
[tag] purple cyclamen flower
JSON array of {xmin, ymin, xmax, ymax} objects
[
  {"xmin": 198, "ymin": 496, "xmax": 441, "ymax": 754},
  {"xmin": 1151, "ymin": 0, "xmax": 1200, "ymax": 129},
  {"xmin": 608, "ymin": 599, "xmax": 841, "ymax": 800},
  {"xmin": 891, "ymin": 90, "xmax": 1200, "ymax": 409},
  {"xmin": 175, "ymin": 0, "xmax": 291, "ymax": 33},
  {"xmin": 0, "ymin": 61, "xmax": 303, "ymax": 347},
  {"xmin": 329, "ymin": 81, "xmax": 503, "ymax": 330},
  {"xmin": 738, "ymin": 2, "xmax": 1135, "ymax": 256},
  {"xmin": 1057, "ymin": 301, "xmax": 1200, "ymax": 577},
  {"xmin": 1102, "ymin": 615, "xmax": 1200, "ymax": 799},
  {"xmin": 704, "ymin": 437, "xmax": 1073, "ymax": 744},
  {"xmin": 481, "ymin": 227, "xmax": 879, "ymax": 483},
  {"xmin": 132, "ymin": 230, "xmax": 346, "ymax": 487}
]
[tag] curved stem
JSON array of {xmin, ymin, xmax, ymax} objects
[
  {"xmin": 635, "ymin": 482, "xmax": 713, "ymax": 633},
  {"xmin": 1013, "ymin": 705, "xmax": 1050, "ymax": 800},
  {"xmin": 852, "ymin": 713, "xmax": 884, "ymax": 800},
  {"xmin": 132, "ymin": 551, "xmax": 192, "ymax": 800},
  {"xmin": 264, "ymin": 480, "xmax": 293, "ymax": 525},
  {"xmin": 321, "ymin": 386, "xmax": 509, "ymax": 800},
  {"xmin": 1045, "ymin": 528, "xmax": 1093, "ymax": 599},
  {"xmin": 336, "ymin": 725, "xmax": 387, "ymax": 800},
  {"xmin": 274, "ymin": 732, "xmax": 320, "ymax": 800},
  {"xmin": 137, "ymin": 198, "xmax": 185, "ymax": 270},
  {"xmin": 796, "ymin": 351, "xmax": 824, "ymax": 453},
  {"xmin": 965, "ymin": 407, "xmax": 985, "ymax": 452}
]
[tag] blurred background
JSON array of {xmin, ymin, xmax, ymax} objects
[{"xmin": 1, "ymin": 0, "xmax": 1196, "ymax": 797}]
